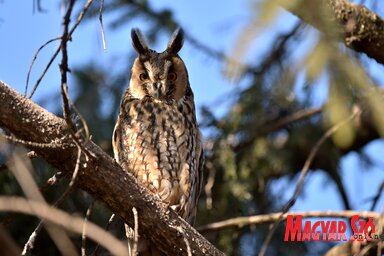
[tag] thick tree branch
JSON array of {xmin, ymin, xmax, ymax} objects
[
  {"xmin": 281, "ymin": 0, "xmax": 384, "ymax": 64},
  {"xmin": 0, "ymin": 81, "xmax": 223, "ymax": 256}
]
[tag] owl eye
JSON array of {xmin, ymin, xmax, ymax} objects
[
  {"xmin": 139, "ymin": 73, "xmax": 149, "ymax": 81},
  {"xmin": 168, "ymin": 72, "xmax": 177, "ymax": 81}
]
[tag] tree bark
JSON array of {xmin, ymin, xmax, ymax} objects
[
  {"xmin": 0, "ymin": 81, "xmax": 223, "ymax": 256},
  {"xmin": 281, "ymin": 0, "xmax": 384, "ymax": 64}
]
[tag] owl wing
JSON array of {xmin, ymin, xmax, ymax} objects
[
  {"xmin": 185, "ymin": 133, "xmax": 204, "ymax": 225},
  {"xmin": 196, "ymin": 143, "xmax": 205, "ymax": 206}
]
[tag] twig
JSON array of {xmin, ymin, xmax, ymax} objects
[
  {"xmin": 24, "ymin": 167, "xmax": 74, "ymax": 253},
  {"xmin": 1, "ymin": 134, "xmax": 67, "ymax": 149},
  {"xmin": 176, "ymin": 226, "xmax": 192, "ymax": 256},
  {"xmin": 258, "ymin": 107, "xmax": 361, "ymax": 256},
  {"xmin": 28, "ymin": 46, "xmax": 60, "ymax": 99},
  {"xmin": 28, "ymin": 0, "xmax": 94, "ymax": 98},
  {"xmin": 69, "ymin": 144, "xmax": 82, "ymax": 187},
  {"xmin": 24, "ymin": 144, "xmax": 83, "ymax": 254},
  {"xmin": 60, "ymin": 0, "xmax": 77, "ymax": 132},
  {"xmin": 0, "ymin": 196, "xmax": 128, "ymax": 255},
  {"xmin": 25, "ymin": 37, "xmax": 61, "ymax": 97},
  {"xmin": 33, "ymin": 0, "xmax": 46, "ymax": 13},
  {"xmin": 59, "ymin": 0, "xmax": 93, "ymax": 169},
  {"xmin": 23, "ymin": 186, "xmax": 74, "ymax": 255},
  {"xmin": 99, "ymin": 0, "xmax": 107, "ymax": 51},
  {"xmin": 251, "ymin": 21, "xmax": 304, "ymax": 77},
  {"xmin": 234, "ymin": 107, "xmax": 323, "ymax": 150},
  {"xmin": 198, "ymin": 210, "xmax": 381, "ymax": 233},
  {"xmin": 68, "ymin": 102, "xmax": 90, "ymax": 142},
  {"xmin": 21, "ymin": 143, "xmax": 77, "ymax": 255},
  {"xmin": 82, "ymin": 200, "xmax": 95, "ymax": 256},
  {"xmin": 370, "ymin": 181, "xmax": 384, "ymax": 211},
  {"xmin": 7, "ymin": 151, "xmax": 78, "ymax": 256},
  {"xmin": 92, "ymin": 214, "xmax": 116, "ymax": 255},
  {"xmin": 41, "ymin": 172, "xmax": 65, "ymax": 191},
  {"xmin": 1, "ymin": 170, "xmax": 64, "ymax": 232},
  {"xmin": 125, "ymin": 224, "xmax": 132, "ymax": 255},
  {"xmin": 22, "ymin": 230, "xmax": 37, "ymax": 256},
  {"xmin": 132, "ymin": 207, "xmax": 139, "ymax": 256}
]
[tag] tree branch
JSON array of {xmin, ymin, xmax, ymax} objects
[
  {"xmin": 198, "ymin": 210, "xmax": 381, "ymax": 233},
  {"xmin": 0, "ymin": 196, "xmax": 127, "ymax": 255},
  {"xmin": 234, "ymin": 107, "xmax": 323, "ymax": 151},
  {"xmin": 258, "ymin": 108, "xmax": 361, "ymax": 256},
  {"xmin": 281, "ymin": 0, "xmax": 384, "ymax": 64},
  {"xmin": 0, "ymin": 81, "xmax": 223, "ymax": 256}
]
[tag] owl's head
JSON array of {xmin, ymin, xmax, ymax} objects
[{"xmin": 128, "ymin": 28, "xmax": 191, "ymax": 102}]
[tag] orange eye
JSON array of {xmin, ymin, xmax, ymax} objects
[
  {"xmin": 139, "ymin": 73, "xmax": 149, "ymax": 81},
  {"xmin": 168, "ymin": 72, "xmax": 177, "ymax": 81}
]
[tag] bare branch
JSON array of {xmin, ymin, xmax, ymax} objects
[
  {"xmin": 28, "ymin": 0, "xmax": 94, "ymax": 98},
  {"xmin": 25, "ymin": 37, "xmax": 61, "ymax": 97},
  {"xmin": 370, "ymin": 181, "xmax": 384, "ymax": 211},
  {"xmin": 99, "ymin": 0, "xmax": 107, "ymax": 51},
  {"xmin": 198, "ymin": 210, "xmax": 381, "ymax": 233},
  {"xmin": 176, "ymin": 226, "xmax": 192, "ymax": 256},
  {"xmin": 0, "ymin": 81, "xmax": 223, "ymax": 255},
  {"xmin": 23, "ymin": 184, "xmax": 74, "ymax": 256},
  {"xmin": 280, "ymin": 0, "xmax": 384, "ymax": 64},
  {"xmin": 82, "ymin": 200, "xmax": 95, "ymax": 256},
  {"xmin": 1, "ymin": 133, "xmax": 66, "ymax": 149},
  {"xmin": 234, "ymin": 107, "xmax": 323, "ymax": 151},
  {"xmin": 132, "ymin": 207, "xmax": 139, "ymax": 256},
  {"xmin": 58, "ymin": 0, "xmax": 93, "ymax": 174},
  {"xmin": 60, "ymin": 0, "xmax": 76, "ymax": 132},
  {"xmin": 0, "ymin": 196, "xmax": 128, "ymax": 255},
  {"xmin": 28, "ymin": 47, "xmax": 60, "ymax": 99},
  {"xmin": 258, "ymin": 107, "xmax": 361, "ymax": 256},
  {"xmin": 92, "ymin": 213, "xmax": 116, "ymax": 255},
  {"xmin": 7, "ymin": 151, "xmax": 78, "ymax": 256}
]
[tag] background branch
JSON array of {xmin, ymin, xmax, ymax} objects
[
  {"xmin": 281, "ymin": 0, "xmax": 384, "ymax": 64},
  {"xmin": 198, "ymin": 210, "xmax": 381, "ymax": 233},
  {"xmin": 0, "ymin": 196, "xmax": 127, "ymax": 255},
  {"xmin": 259, "ymin": 108, "xmax": 361, "ymax": 256}
]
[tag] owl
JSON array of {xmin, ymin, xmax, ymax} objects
[{"xmin": 112, "ymin": 28, "xmax": 204, "ymax": 254}]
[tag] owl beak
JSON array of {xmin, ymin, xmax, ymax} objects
[{"xmin": 154, "ymin": 82, "xmax": 163, "ymax": 99}]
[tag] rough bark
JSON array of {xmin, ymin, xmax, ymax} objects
[
  {"xmin": 0, "ymin": 81, "xmax": 223, "ymax": 256},
  {"xmin": 281, "ymin": 0, "xmax": 384, "ymax": 64}
]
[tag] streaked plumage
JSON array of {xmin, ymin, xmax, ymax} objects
[{"xmin": 112, "ymin": 28, "xmax": 204, "ymax": 255}]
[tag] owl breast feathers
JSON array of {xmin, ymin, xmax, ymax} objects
[{"xmin": 112, "ymin": 28, "xmax": 204, "ymax": 225}]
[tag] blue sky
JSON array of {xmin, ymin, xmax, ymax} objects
[{"xmin": 1, "ymin": 0, "xmax": 383, "ymax": 226}]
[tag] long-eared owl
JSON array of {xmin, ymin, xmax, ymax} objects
[{"xmin": 112, "ymin": 28, "xmax": 204, "ymax": 254}]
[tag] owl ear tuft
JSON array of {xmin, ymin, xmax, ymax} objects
[
  {"xmin": 167, "ymin": 28, "xmax": 184, "ymax": 54},
  {"xmin": 131, "ymin": 28, "xmax": 149, "ymax": 55}
]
